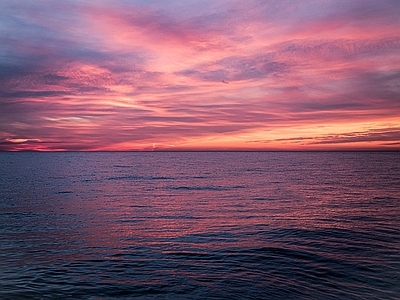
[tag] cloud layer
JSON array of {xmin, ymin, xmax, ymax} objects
[{"xmin": 1, "ymin": 0, "xmax": 399, "ymax": 151}]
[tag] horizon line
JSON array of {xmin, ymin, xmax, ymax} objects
[{"xmin": 1, "ymin": 149, "xmax": 399, "ymax": 153}]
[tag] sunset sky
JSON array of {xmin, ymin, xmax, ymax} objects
[{"xmin": 1, "ymin": 0, "xmax": 399, "ymax": 151}]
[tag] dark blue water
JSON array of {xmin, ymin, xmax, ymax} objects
[{"xmin": 0, "ymin": 152, "xmax": 399, "ymax": 299}]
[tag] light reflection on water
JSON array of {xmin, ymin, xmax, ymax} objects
[{"xmin": 0, "ymin": 152, "xmax": 399, "ymax": 299}]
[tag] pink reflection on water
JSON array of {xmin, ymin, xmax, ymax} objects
[{"xmin": 73, "ymin": 183, "xmax": 386, "ymax": 254}]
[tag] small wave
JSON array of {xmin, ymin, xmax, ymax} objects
[
  {"xmin": 107, "ymin": 175, "xmax": 174, "ymax": 181},
  {"xmin": 372, "ymin": 196, "xmax": 400, "ymax": 201},
  {"xmin": 107, "ymin": 175, "xmax": 141, "ymax": 181},
  {"xmin": 113, "ymin": 165, "xmax": 133, "ymax": 168},
  {"xmin": 224, "ymin": 246, "xmax": 319, "ymax": 262},
  {"xmin": 170, "ymin": 185, "xmax": 245, "ymax": 191},
  {"xmin": 252, "ymin": 196, "xmax": 277, "ymax": 201},
  {"xmin": 165, "ymin": 251, "xmax": 214, "ymax": 258},
  {"xmin": 149, "ymin": 176, "xmax": 174, "ymax": 180},
  {"xmin": 171, "ymin": 186, "xmax": 228, "ymax": 191},
  {"xmin": 56, "ymin": 191, "xmax": 73, "ymax": 194}
]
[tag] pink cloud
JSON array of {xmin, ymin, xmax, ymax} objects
[{"xmin": 1, "ymin": 0, "xmax": 399, "ymax": 151}]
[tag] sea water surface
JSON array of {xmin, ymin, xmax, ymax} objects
[{"xmin": 0, "ymin": 152, "xmax": 399, "ymax": 299}]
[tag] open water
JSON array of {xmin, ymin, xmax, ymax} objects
[{"xmin": 0, "ymin": 152, "xmax": 399, "ymax": 299}]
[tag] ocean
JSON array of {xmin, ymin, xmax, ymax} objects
[{"xmin": 0, "ymin": 152, "xmax": 399, "ymax": 299}]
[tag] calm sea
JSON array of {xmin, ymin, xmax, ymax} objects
[{"xmin": 0, "ymin": 152, "xmax": 399, "ymax": 299}]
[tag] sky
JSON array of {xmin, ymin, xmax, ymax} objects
[{"xmin": 1, "ymin": 0, "xmax": 399, "ymax": 151}]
